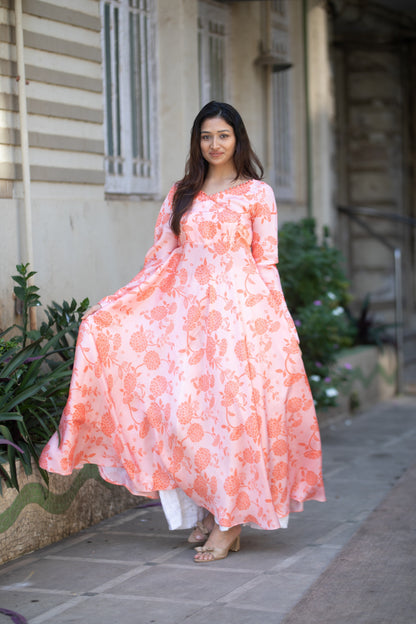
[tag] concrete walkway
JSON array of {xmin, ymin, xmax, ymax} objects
[{"xmin": 0, "ymin": 396, "xmax": 415, "ymax": 624}]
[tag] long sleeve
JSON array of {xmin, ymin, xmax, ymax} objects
[
  {"xmin": 251, "ymin": 183, "xmax": 280, "ymax": 289},
  {"xmin": 99, "ymin": 185, "xmax": 179, "ymax": 307},
  {"xmin": 251, "ymin": 183, "xmax": 299, "ymax": 341}
]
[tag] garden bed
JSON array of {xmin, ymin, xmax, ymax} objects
[{"xmin": 318, "ymin": 344, "xmax": 397, "ymax": 424}]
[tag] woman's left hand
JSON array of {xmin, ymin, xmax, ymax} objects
[{"xmin": 81, "ymin": 303, "xmax": 101, "ymax": 320}]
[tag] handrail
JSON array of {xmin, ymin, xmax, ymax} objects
[
  {"xmin": 338, "ymin": 205, "xmax": 416, "ymax": 227},
  {"xmin": 337, "ymin": 205, "xmax": 416, "ymax": 394}
]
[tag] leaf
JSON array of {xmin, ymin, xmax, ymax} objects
[
  {"xmin": 189, "ymin": 349, "xmax": 204, "ymax": 365},
  {"xmin": 230, "ymin": 425, "xmax": 244, "ymax": 441},
  {"xmin": 304, "ymin": 450, "xmax": 321, "ymax": 460}
]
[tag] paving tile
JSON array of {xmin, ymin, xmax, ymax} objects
[
  {"xmin": 97, "ymin": 504, "xmax": 172, "ymax": 535},
  {"xmin": 1, "ymin": 397, "xmax": 415, "ymax": 624},
  {"xmin": 0, "ymin": 589, "xmax": 69, "ymax": 621},
  {"xmin": 224, "ymin": 571, "xmax": 314, "ymax": 613},
  {"xmin": 43, "ymin": 593, "xmax": 205, "ymax": 624},
  {"xmin": 180, "ymin": 603, "xmax": 287, "ymax": 624},
  {"xmin": 48, "ymin": 530, "xmax": 178, "ymax": 563},
  {"xmin": 114, "ymin": 562, "xmax": 257, "ymax": 601},
  {"xmin": 0, "ymin": 556, "xmax": 132, "ymax": 594}
]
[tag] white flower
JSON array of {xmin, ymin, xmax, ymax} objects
[
  {"xmin": 332, "ymin": 306, "xmax": 344, "ymax": 316},
  {"xmin": 327, "ymin": 292, "xmax": 336, "ymax": 300},
  {"xmin": 310, "ymin": 375, "xmax": 321, "ymax": 382},
  {"xmin": 325, "ymin": 387, "xmax": 338, "ymax": 397}
]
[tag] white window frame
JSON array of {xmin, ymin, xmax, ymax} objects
[
  {"xmin": 101, "ymin": 0, "xmax": 159, "ymax": 195},
  {"xmin": 198, "ymin": 0, "xmax": 230, "ymax": 106},
  {"xmin": 271, "ymin": 1, "xmax": 294, "ymax": 200}
]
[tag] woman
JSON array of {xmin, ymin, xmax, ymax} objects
[{"xmin": 40, "ymin": 101, "xmax": 325, "ymax": 563}]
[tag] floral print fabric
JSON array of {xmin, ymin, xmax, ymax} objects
[{"xmin": 40, "ymin": 180, "xmax": 325, "ymax": 529}]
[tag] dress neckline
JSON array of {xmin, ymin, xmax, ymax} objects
[{"xmin": 199, "ymin": 179, "xmax": 255, "ymax": 199}]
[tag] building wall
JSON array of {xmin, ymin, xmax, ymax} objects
[
  {"xmin": 332, "ymin": 2, "xmax": 416, "ymax": 322},
  {"xmin": 0, "ymin": 0, "xmax": 331, "ymax": 330}
]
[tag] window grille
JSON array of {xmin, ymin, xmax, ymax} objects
[
  {"xmin": 271, "ymin": 0, "xmax": 294, "ymax": 198},
  {"xmin": 102, "ymin": 0, "xmax": 158, "ymax": 194},
  {"xmin": 198, "ymin": 1, "xmax": 229, "ymax": 106}
]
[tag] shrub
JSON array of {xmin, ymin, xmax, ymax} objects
[
  {"xmin": 0, "ymin": 264, "xmax": 88, "ymax": 491},
  {"xmin": 278, "ymin": 219, "xmax": 355, "ymax": 408}
]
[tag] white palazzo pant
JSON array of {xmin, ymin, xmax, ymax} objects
[{"xmin": 159, "ymin": 488, "xmax": 289, "ymax": 531}]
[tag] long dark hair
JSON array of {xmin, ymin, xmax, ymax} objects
[{"xmin": 170, "ymin": 101, "xmax": 264, "ymax": 235}]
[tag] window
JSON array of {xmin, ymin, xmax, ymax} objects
[
  {"xmin": 198, "ymin": 1, "xmax": 229, "ymax": 106},
  {"xmin": 102, "ymin": 0, "xmax": 158, "ymax": 194},
  {"xmin": 271, "ymin": 1, "xmax": 294, "ymax": 198}
]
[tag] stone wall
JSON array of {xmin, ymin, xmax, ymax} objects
[{"xmin": 0, "ymin": 462, "xmax": 143, "ymax": 565}]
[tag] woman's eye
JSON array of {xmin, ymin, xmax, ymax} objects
[{"xmin": 220, "ymin": 134, "xmax": 229, "ymax": 139}]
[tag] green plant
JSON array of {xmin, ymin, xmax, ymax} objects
[
  {"xmin": 0, "ymin": 264, "xmax": 89, "ymax": 492},
  {"xmin": 278, "ymin": 219, "xmax": 355, "ymax": 408},
  {"xmin": 345, "ymin": 294, "xmax": 395, "ymax": 347}
]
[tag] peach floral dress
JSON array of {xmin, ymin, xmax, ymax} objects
[{"xmin": 40, "ymin": 180, "xmax": 325, "ymax": 530}]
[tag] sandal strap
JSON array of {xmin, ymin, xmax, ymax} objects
[{"xmin": 194, "ymin": 521, "xmax": 210, "ymax": 536}]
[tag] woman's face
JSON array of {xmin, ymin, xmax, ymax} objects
[{"xmin": 200, "ymin": 117, "xmax": 236, "ymax": 169}]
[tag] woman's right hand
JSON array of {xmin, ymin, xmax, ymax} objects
[{"xmin": 81, "ymin": 303, "xmax": 101, "ymax": 320}]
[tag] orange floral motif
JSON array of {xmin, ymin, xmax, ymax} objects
[
  {"xmin": 130, "ymin": 330, "xmax": 147, "ymax": 353},
  {"xmin": 93, "ymin": 310, "xmax": 113, "ymax": 327},
  {"xmin": 234, "ymin": 340, "xmax": 247, "ymax": 361},
  {"xmin": 172, "ymin": 445, "xmax": 184, "ymax": 464},
  {"xmin": 213, "ymin": 240, "xmax": 230, "ymax": 255},
  {"xmin": 195, "ymin": 447, "xmax": 211, "ymax": 471},
  {"xmin": 196, "ymin": 374, "xmax": 211, "ymax": 392},
  {"xmin": 101, "ymin": 412, "xmax": 116, "ymax": 437},
  {"xmin": 159, "ymin": 273, "xmax": 175, "ymax": 292},
  {"xmin": 194, "ymin": 475, "xmax": 208, "ymax": 498},
  {"xmin": 151, "ymin": 306, "xmax": 168, "ymax": 320},
  {"xmin": 144, "ymin": 351, "xmax": 161, "ymax": 370},
  {"xmin": 177, "ymin": 400, "xmax": 194, "ymax": 424},
  {"xmin": 150, "ymin": 375, "xmax": 168, "ymax": 396},
  {"xmin": 267, "ymin": 419, "xmax": 282, "ymax": 438},
  {"xmin": 186, "ymin": 305, "xmax": 201, "ymax": 328},
  {"xmin": 72, "ymin": 404, "xmax": 86, "ymax": 426},
  {"xmin": 246, "ymin": 294, "xmax": 263, "ymax": 307},
  {"xmin": 198, "ymin": 221, "xmax": 217, "ymax": 239},
  {"xmin": 147, "ymin": 403, "xmax": 163, "ymax": 431},
  {"xmin": 236, "ymin": 491, "xmax": 250, "ymax": 510},
  {"xmin": 242, "ymin": 447, "xmax": 258, "ymax": 464},
  {"xmin": 123, "ymin": 372, "xmax": 136, "ymax": 394},
  {"xmin": 39, "ymin": 180, "xmax": 325, "ymax": 530},
  {"xmin": 245, "ymin": 415, "xmax": 260, "ymax": 440},
  {"xmin": 206, "ymin": 336, "xmax": 216, "ymax": 362},
  {"xmin": 96, "ymin": 334, "xmax": 110, "ymax": 360},
  {"xmin": 188, "ymin": 423, "xmax": 204, "ymax": 442},
  {"xmin": 306, "ymin": 470, "xmax": 318, "ymax": 486},
  {"xmin": 254, "ymin": 318, "xmax": 268, "ymax": 335},
  {"xmin": 195, "ymin": 260, "xmax": 211, "ymax": 285},
  {"xmin": 224, "ymin": 472, "xmax": 240, "ymax": 496},
  {"xmin": 273, "ymin": 461, "xmax": 288, "ymax": 480},
  {"xmin": 287, "ymin": 396, "xmax": 303, "ymax": 412},
  {"xmin": 272, "ymin": 439, "xmax": 288, "ymax": 456},
  {"xmin": 152, "ymin": 468, "xmax": 171, "ymax": 490},
  {"xmin": 208, "ymin": 310, "xmax": 222, "ymax": 332},
  {"xmin": 124, "ymin": 460, "xmax": 137, "ymax": 479},
  {"xmin": 224, "ymin": 380, "xmax": 239, "ymax": 402}
]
